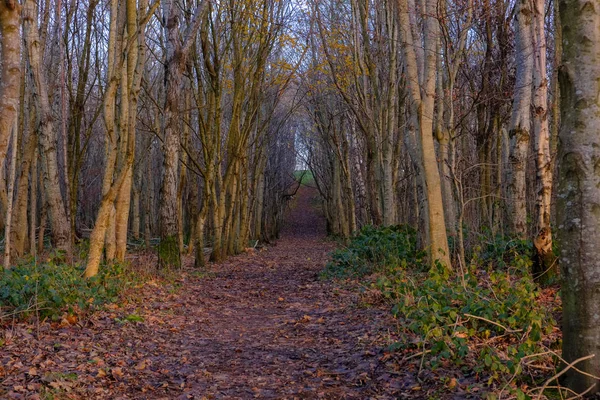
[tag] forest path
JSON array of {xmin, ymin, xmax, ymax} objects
[{"xmin": 1, "ymin": 186, "xmax": 409, "ymax": 399}]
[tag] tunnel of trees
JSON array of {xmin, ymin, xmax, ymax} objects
[{"xmin": 0, "ymin": 0, "xmax": 599, "ymax": 395}]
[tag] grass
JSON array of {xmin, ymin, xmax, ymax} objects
[{"xmin": 294, "ymin": 169, "xmax": 315, "ymax": 185}]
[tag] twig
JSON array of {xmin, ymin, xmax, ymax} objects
[
  {"xmin": 537, "ymin": 385, "xmax": 595, "ymax": 400},
  {"xmin": 463, "ymin": 313, "xmax": 523, "ymax": 333},
  {"xmin": 402, "ymin": 350, "xmax": 431, "ymax": 362},
  {"xmin": 546, "ymin": 347, "xmax": 600, "ymax": 382},
  {"xmin": 536, "ymin": 354, "xmax": 596, "ymax": 400},
  {"xmin": 564, "ymin": 383, "xmax": 596, "ymax": 399}
]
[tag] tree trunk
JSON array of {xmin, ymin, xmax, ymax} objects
[
  {"xmin": 30, "ymin": 148, "xmax": 38, "ymax": 256},
  {"xmin": 23, "ymin": 0, "xmax": 72, "ymax": 255},
  {"xmin": 531, "ymin": 0, "xmax": 555, "ymax": 283},
  {"xmin": 507, "ymin": 0, "xmax": 533, "ymax": 238},
  {"xmin": 158, "ymin": 0, "xmax": 185, "ymax": 269},
  {"xmin": 397, "ymin": 0, "xmax": 451, "ymax": 268},
  {"xmin": 3, "ymin": 122, "xmax": 17, "ymax": 268},
  {"xmin": 11, "ymin": 132, "xmax": 36, "ymax": 258},
  {"xmin": 0, "ymin": 0, "xmax": 21, "ymax": 170},
  {"xmin": 557, "ymin": 0, "xmax": 600, "ymax": 394}
]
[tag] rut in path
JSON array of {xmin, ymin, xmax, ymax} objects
[{"xmin": 1, "ymin": 186, "xmax": 409, "ymax": 399}]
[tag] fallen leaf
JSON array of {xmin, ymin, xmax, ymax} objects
[
  {"xmin": 135, "ymin": 361, "xmax": 146, "ymax": 370},
  {"xmin": 299, "ymin": 315, "xmax": 312, "ymax": 323},
  {"xmin": 447, "ymin": 377, "xmax": 457, "ymax": 389},
  {"xmin": 111, "ymin": 367, "xmax": 124, "ymax": 379}
]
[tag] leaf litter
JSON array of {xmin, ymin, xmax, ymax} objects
[{"xmin": 1, "ymin": 187, "xmax": 423, "ymax": 399}]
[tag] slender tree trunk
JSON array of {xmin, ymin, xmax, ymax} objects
[
  {"xmin": 132, "ymin": 187, "xmax": 141, "ymax": 240},
  {"xmin": 159, "ymin": 0, "xmax": 184, "ymax": 268},
  {"xmin": 158, "ymin": 0, "xmax": 207, "ymax": 267},
  {"xmin": 37, "ymin": 183, "xmax": 47, "ymax": 254},
  {"xmin": 3, "ymin": 122, "xmax": 17, "ymax": 268},
  {"xmin": 11, "ymin": 132, "xmax": 36, "ymax": 258},
  {"xmin": 0, "ymin": 0, "xmax": 21, "ymax": 169},
  {"xmin": 177, "ymin": 91, "xmax": 191, "ymax": 253},
  {"xmin": 507, "ymin": 0, "xmax": 533, "ymax": 237},
  {"xmin": 436, "ymin": 56, "xmax": 456, "ymax": 236},
  {"xmin": 98, "ymin": 14, "xmax": 122, "ymax": 265},
  {"xmin": 23, "ymin": 0, "xmax": 72, "ymax": 255},
  {"xmin": 114, "ymin": 0, "xmax": 146, "ymax": 262},
  {"xmin": 397, "ymin": 0, "xmax": 451, "ymax": 268},
  {"xmin": 114, "ymin": 57, "xmax": 132, "ymax": 262},
  {"xmin": 531, "ymin": 0, "xmax": 555, "ymax": 282},
  {"xmin": 30, "ymin": 148, "xmax": 38, "ymax": 256}
]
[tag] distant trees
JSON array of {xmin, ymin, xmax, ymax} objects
[
  {"xmin": 0, "ymin": 0, "xmax": 300, "ymax": 273},
  {"xmin": 4, "ymin": 0, "xmax": 560, "ymax": 275},
  {"xmin": 302, "ymin": 0, "xmax": 562, "ymax": 275}
]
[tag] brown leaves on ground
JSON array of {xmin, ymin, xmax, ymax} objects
[{"xmin": 1, "ymin": 187, "xmax": 418, "ymax": 399}]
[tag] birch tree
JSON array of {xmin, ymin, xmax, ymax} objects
[
  {"xmin": 531, "ymin": 0, "xmax": 555, "ymax": 281},
  {"xmin": 506, "ymin": 0, "xmax": 533, "ymax": 237}
]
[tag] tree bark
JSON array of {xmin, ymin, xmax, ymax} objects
[
  {"xmin": 531, "ymin": 0, "xmax": 555, "ymax": 282},
  {"xmin": 396, "ymin": 0, "xmax": 451, "ymax": 268},
  {"xmin": 3, "ymin": 121, "xmax": 17, "ymax": 268},
  {"xmin": 507, "ymin": 0, "xmax": 533, "ymax": 237},
  {"xmin": 557, "ymin": 0, "xmax": 600, "ymax": 394},
  {"xmin": 159, "ymin": 0, "xmax": 207, "ymax": 268},
  {"xmin": 158, "ymin": 0, "xmax": 184, "ymax": 268},
  {"xmin": 0, "ymin": 0, "xmax": 21, "ymax": 170},
  {"xmin": 23, "ymin": 0, "xmax": 72, "ymax": 255}
]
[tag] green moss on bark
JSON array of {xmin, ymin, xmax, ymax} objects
[{"xmin": 158, "ymin": 235, "xmax": 181, "ymax": 269}]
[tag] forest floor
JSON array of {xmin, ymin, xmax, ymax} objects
[{"xmin": 0, "ymin": 186, "xmax": 446, "ymax": 400}]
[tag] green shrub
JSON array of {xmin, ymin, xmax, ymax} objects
[
  {"xmin": 324, "ymin": 226, "xmax": 557, "ymax": 393},
  {"xmin": 322, "ymin": 225, "xmax": 427, "ymax": 278},
  {"xmin": 376, "ymin": 258, "xmax": 555, "ymax": 386},
  {"xmin": 471, "ymin": 229, "xmax": 533, "ymax": 271},
  {"xmin": 0, "ymin": 256, "xmax": 131, "ymax": 319}
]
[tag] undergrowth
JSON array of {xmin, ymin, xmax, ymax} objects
[
  {"xmin": 0, "ymin": 253, "xmax": 136, "ymax": 321},
  {"xmin": 324, "ymin": 225, "xmax": 559, "ymax": 398},
  {"xmin": 322, "ymin": 225, "xmax": 427, "ymax": 278}
]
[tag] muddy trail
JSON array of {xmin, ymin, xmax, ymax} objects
[{"xmin": 1, "ymin": 186, "xmax": 414, "ymax": 399}]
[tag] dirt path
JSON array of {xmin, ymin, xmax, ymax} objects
[{"xmin": 1, "ymin": 187, "xmax": 408, "ymax": 399}]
